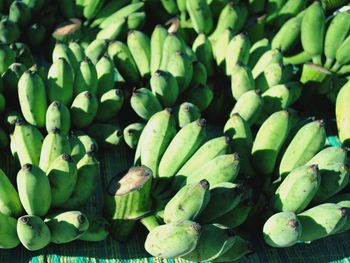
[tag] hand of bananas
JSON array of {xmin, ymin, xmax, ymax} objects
[{"xmin": 0, "ymin": 0, "xmax": 350, "ymax": 261}]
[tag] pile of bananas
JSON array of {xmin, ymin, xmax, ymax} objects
[{"xmin": 0, "ymin": 0, "xmax": 350, "ymax": 261}]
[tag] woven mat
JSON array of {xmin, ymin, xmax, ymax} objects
[{"xmin": 1, "ymin": 143, "xmax": 350, "ymax": 263}]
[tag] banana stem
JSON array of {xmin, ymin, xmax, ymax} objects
[
  {"xmin": 283, "ymin": 51, "xmax": 312, "ymax": 65},
  {"xmin": 140, "ymin": 215, "xmax": 161, "ymax": 232},
  {"xmin": 312, "ymin": 55, "xmax": 322, "ymax": 66},
  {"xmin": 300, "ymin": 63, "xmax": 333, "ymax": 94}
]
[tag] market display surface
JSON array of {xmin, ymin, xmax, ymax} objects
[{"xmin": 1, "ymin": 0, "xmax": 350, "ymax": 262}]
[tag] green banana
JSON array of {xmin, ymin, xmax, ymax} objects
[
  {"xmin": 252, "ymin": 110, "xmax": 291, "ymax": 175},
  {"xmin": 78, "ymin": 215, "xmax": 109, "ymax": 241},
  {"xmin": 332, "ymin": 35, "xmax": 350, "ymax": 72},
  {"xmin": 0, "ymin": 169, "xmax": 23, "ymax": 217},
  {"xmin": 127, "ymin": 11, "xmax": 145, "ymax": 30},
  {"xmin": 300, "ymin": 1, "xmax": 325, "ymax": 65},
  {"xmin": 225, "ymin": 33, "xmax": 251, "ymax": 76},
  {"xmin": 39, "ymin": 128, "xmax": 71, "ymax": 173},
  {"xmin": 0, "ymin": 212, "xmax": 19, "ymax": 249},
  {"xmin": 69, "ymin": 132, "xmax": 86, "ymax": 163},
  {"xmin": 192, "ymin": 33, "xmax": 214, "ymax": 76},
  {"xmin": 186, "ymin": 0, "xmax": 213, "ymax": 34},
  {"xmin": 123, "ymin": 122, "xmax": 145, "ymax": 150},
  {"xmin": 172, "ymin": 136, "xmax": 231, "ymax": 191},
  {"xmin": 74, "ymin": 57, "xmax": 98, "ymax": 96},
  {"xmin": 13, "ymin": 120, "xmax": 43, "ymax": 166},
  {"xmin": 90, "ymin": 0, "xmax": 131, "ymax": 27},
  {"xmin": 68, "ymin": 41, "xmax": 85, "ymax": 63},
  {"xmin": 62, "ymin": 152, "xmax": 100, "ymax": 209},
  {"xmin": 273, "ymin": 0, "xmax": 305, "ymax": 27},
  {"xmin": 17, "ymin": 163, "xmax": 51, "ymax": 216},
  {"xmin": 140, "ymin": 108, "xmax": 177, "ymax": 178},
  {"xmin": 18, "ymin": 70, "xmax": 47, "ymax": 128},
  {"xmin": 159, "ymin": 33, "xmax": 184, "ymax": 70},
  {"xmin": 22, "ymin": 0, "xmax": 44, "ymax": 13},
  {"xmin": 174, "ymin": 102, "xmax": 201, "ymax": 129},
  {"xmin": 70, "ymin": 91, "xmax": 98, "ymax": 128},
  {"xmin": 245, "ymin": 14, "xmax": 266, "ymax": 44},
  {"xmin": 127, "ymin": 30, "xmax": 151, "ymax": 78},
  {"xmin": 108, "ymin": 41, "xmax": 141, "ymax": 84},
  {"xmin": 231, "ymin": 63, "xmax": 255, "ymax": 100},
  {"xmin": 0, "ymin": 18, "xmax": 20, "ymax": 44},
  {"xmin": 260, "ymin": 84, "xmax": 292, "ymax": 117},
  {"xmin": 252, "ymin": 48, "xmax": 283, "ymax": 79},
  {"xmin": 181, "ymin": 84, "xmax": 214, "ymax": 111},
  {"xmin": 160, "ymin": 0, "xmax": 178, "ymax": 15},
  {"xmin": 83, "ymin": 0, "xmax": 104, "ymax": 20},
  {"xmin": 45, "ymin": 211, "xmax": 89, "ymax": 244},
  {"xmin": 336, "ymin": 80, "xmax": 350, "ymax": 146},
  {"xmin": 166, "ymin": 50, "xmax": 193, "ymax": 94},
  {"xmin": 0, "ymin": 44, "xmax": 15, "ymax": 75},
  {"xmin": 130, "ymin": 88, "xmax": 162, "ymax": 120},
  {"xmin": 327, "ymin": 194, "xmax": 350, "ymax": 234},
  {"xmin": 9, "ymin": 1, "xmax": 31, "ymax": 27},
  {"xmin": 189, "ymin": 61, "xmax": 207, "ymax": 90},
  {"xmin": 306, "ymin": 146, "xmax": 347, "ymax": 165},
  {"xmin": 182, "ymin": 224, "xmax": 237, "ymax": 261},
  {"xmin": 263, "ymin": 212, "xmax": 302, "ymax": 248},
  {"xmin": 150, "ymin": 25, "xmax": 168, "ymax": 74},
  {"xmin": 145, "ymin": 221, "xmax": 202, "ymax": 258},
  {"xmin": 164, "ymin": 179, "xmax": 210, "ymax": 223},
  {"xmin": 150, "ymin": 70, "xmax": 179, "ymax": 107},
  {"xmin": 3, "ymin": 62, "xmax": 26, "ymax": 97},
  {"xmin": 17, "ymin": 215, "xmax": 51, "ymax": 251},
  {"xmin": 87, "ymin": 123, "xmax": 123, "ymax": 148},
  {"xmin": 46, "ymin": 154, "xmax": 78, "ymax": 207},
  {"xmin": 324, "ymin": 11, "xmax": 350, "ymax": 69},
  {"xmin": 248, "ymin": 38, "xmax": 271, "ymax": 69},
  {"xmin": 212, "ymin": 236, "xmax": 253, "ymax": 262},
  {"xmin": 198, "ymin": 182, "xmax": 244, "ymax": 223},
  {"xmin": 158, "ymin": 119, "xmax": 207, "ymax": 181},
  {"xmin": 95, "ymin": 89, "xmax": 124, "ymax": 122},
  {"xmin": 76, "ymin": 131, "xmax": 99, "ymax": 154},
  {"xmin": 185, "ymin": 154, "xmax": 240, "ymax": 187},
  {"xmin": 213, "ymin": 28, "xmax": 233, "ymax": 69},
  {"xmin": 46, "ymin": 101, "xmax": 71, "ymax": 135},
  {"xmin": 298, "ymin": 203, "xmax": 347, "ymax": 242},
  {"xmin": 52, "ymin": 42, "xmax": 78, "ymax": 72},
  {"xmin": 278, "ymin": 120, "xmax": 326, "ymax": 180},
  {"xmin": 85, "ymin": 39, "xmax": 108, "ymax": 65},
  {"xmin": 271, "ymin": 165, "xmax": 320, "ymax": 213},
  {"xmin": 230, "ymin": 90, "xmax": 263, "ymax": 126},
  {"xmin": 265, "ymin": 0, "xmax": 286, "ymax": 23},
  {"xmin": 96, "ymin": 55, "xmax": 115, "ymax": 97},
  {"xmin": 47, "ymin": 57, "xmax": 74, "ymax": 106}
]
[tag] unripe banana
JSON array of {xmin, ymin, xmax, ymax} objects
[
  {"xmin": 213, "ymin": 28, "xmax": 234, "ymax": 69},
  {"xmin": 123, "ymin": 122, "xmax": 145, "ymax": 150},
  {"xmin": 323, "ymin": 11, "xmax": 350, "ymax": 69},
  {"xmin": 9, "ymin": 1, "xmax": 31, "ymax": 27},
  {"xmin": 198, "ymin": 182, "xmax": 244, "ymax": 223},
  {"xmin": 130, "ymin": 88, "xmax": 162, "ymax": 120},
  {"xmin": 150, "ymin": 70, "xmax": 179, "ymax": 107},
  {"xmin": 87, "ymin": 123, "xmax": 123, "ymax": 148},
  {"xmin": 45, "ymin": 211, "xmax": 89, "ymax": 244},
  {"xmin": 260, "ymin": 84, "xmax": 292, "ymax": 119},
  {"xmin": 145, "ymin": 220, "xmax": 202, "ymax": 258},
  {"xmin": 185, "ymin": 153, "xmax": 240, "ymax": 187},
  {"xmin": 46, "ymin": 101, "xmax": 71, "ymax": 135},
  {"xmin": 96, "ymin": 55, "xmax": 115, "ymax": 97},
  {"xmin": 265, "ymin": 0, "xmax": 286, "ymax": 23},
  {"xmin": 0, "ymin": 44, "xmax": 15, "ymax": 75},
  {"xmin": 332, "ymin": 35, "xmax": 350, "ymax": 72},
  {"xmin": 127, "ymin": 30, "xmax": 151, "ymax": 78},
  {"xmin": 140, "ymin": 108, "xmax": 177, "ymax": 178},
  {"xmin": 78, "ymin": 215, "xmax": 109, "ymax": 241},
  {"xmin": 166, "ymin": 50, "xmax": 193, "ymax": 94},
  {"xmin": 69, "ymin": 132, "xmax": 86, "ymax": 164},
  {"xmin": 3, "ymin": 62, "xmax": 26, "ymax": 97},
  {"xmin": 248, "ymin": 38, "xmax": 271, "ymax": 68},
  {"xmin": 210, "ymin": 2, "xmax": 240, "ymax": 42},
  {"xmin": 61, "ymin": 152, "xmax": 100, "ymax": 209},
  {"xmin": 192, "ymin": 34, "xmax": 214, "ymax": 76},
  {"xmin": 0, "ymin": 212, "xmax": 19, "ymax": 249},
  {"xmin": 231, "ymin": 63, "xmax": 255, "ymax": 100},
  {"xmin": 174, "ymin": 102, "xmax": 201, "ymax": 129},
  {"xmin": 74, "ymin": 57, "xmax": 98, "ymax": 96},
  {"xmin": 18, "ymin": 70, "xmax": 47, "ymax": 128},
  {"xmin": 301, "ymin": 1, "xmax": 325, "ymax": 65},
  {"xmin": 83, "ymin": 0, "xmax": 104, "ymax": 20},
  {"xmin": 336, "ymin": 80, "xmax": 350, "ymax": 146},
  {"xmin": 182, "ymin": 224, "xmax": 237, "ymax": 261},
  {"xmin": 76, "ymin": 131, "xmax": 99, "ymax": 154},
  {"xmin": 150, "ymin": 25, "xmax": 168, "ymax": 74},
  {"xmin": 327, "ymin": 194, "xmax": 350, "ymax": 234},
  {"xmin": 47, "ymin": 154, "xmax": 78, "ymax": 207},
  {"xmin": 164, "ymin": 179, "xmax": 210, "ymax": 223},
  {"xmin": 158, "ymin": 119, "xmax": 207, "ymax": 181},
  {"xmin": 13, "ymin": 120, "xmax": 43, "ymax": 166},
  {"xmin": 298, "ymin": 203, "xmax": 347, "ymax": 242},
  {"xmin": 0, "ymin": 18, "xmax": 20, "ymax": 44},
  {"xmin": 230, "ymin": 90, "xmax": 263, "ymax": 126},
  {"xmin": 245, "ymin": 14, "xmax": 266, "ymax": 44},
  {"xmin": 26, "ymin": 23, "xmax": 45, "ymax": 46},
  {"xmin": 252, "ymin": 48, "xmax": 283, "ymax": 79},
  {"xmin": 85, "ymin": 39, "xmax": 108, "ymax": 64},
  {"xmin": 307, "ymin": 146, "xmax": 347, "ymax": 165},
  {"xmin": 186, "ymin": 0, "xmax": 213, "ymax": 34},
  {"xmin": 225, "ymin": 33, "xmax": 251, "ymax": 76},
  {"xmin": 68, "ymin": 41, "xmax": 85, "ymax": 63},
  {"xmin": 189, "ymin": 60, "xmax": 207, "ymax": 89},
  {"xmin": 279, "ymin": 120, "xmax": 326, "ymax": 180},
  {"xmin": 273, "ymin": 0, "xmax": 305, "ymax": 27},
  {"xmin": 22, "ymin": 0, "xmax": 44, "ymax": 13},
  {"xmin": 0, "ymin": 169, "xmax": 23, "ymax": 217},
  {"xmin": 271, "ymin": 165, "xmax": 320, "ymax": 213},
  {"xmin": 95, "ymin": 89, "xmax": 124, "ymax": 122},
  {"xmin": 182, "ymin": 84, "xmax": 214, "ymax": 112},
  {"xmin": 108, "ymin": 41, "xmax": 140, "ymax": 84},
  {"xmin": 212, "ymin": 236, "xmax": 253, "ymax": 262},
  {"xmin": 127, "ymin": 11, "xmax": 146, "ymax": 30},
  {"xmin": 70, "ymin": 91, "xmax": 98, "ymax": 128},
  {"xmin": 52, "ymin": 42, "xmax": 78, "ymax": 73},
  {"xmin": 263, "ymin": 212, "xmax": 302, "ymax": 248},
  {"xmin": 252, "ymin": 110, "xmax": 291, "ymax": 175},
  {"xmin": 17, "ymin": 163, "xmax": 51, "ymax": 216},
  {"xmin": 160, "ymin": 33, "xmax": 184, "ymax": 70},
  {"xmin": 17, "ymin": 215, "xmax": 51, "ymax": 251},
  {"xmin": 47, "ymin": 57, "xmax": 74, "ymax": 106}
]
